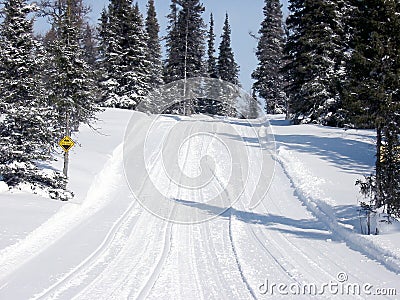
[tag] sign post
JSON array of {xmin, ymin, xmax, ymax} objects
[{"xmin": 59, "ymin": 136, "xmax": 75, "ymax": 177}]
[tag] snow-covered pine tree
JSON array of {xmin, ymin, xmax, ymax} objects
[
  {"xmin": 247, "ymin": 89, "xmax": 260, "ymax": 119},
  {"xmin": 207, "ymin": 13, "xmax": 218, "ymax": 79},
  {"xmin": 284, "ymin": 0, "xmax": 346, "ymax": 125},
  {"xmin": 348, "ymin": 0, "xmax": 400, "ymax": 217},
  {"xmin": 97, "ymin": 8, "xmax": 114, "ymax": 104},
  {"xmin": 145, "ymin": 0, "xmax": 163, "ymax": 89},
  {"xmin": 217, "ymin": 13, "xmax": 240, "ymax": 117},
  {"xmin": 0, "ymin": 0, "xmax": 67, "ymax": 196},
  {"xmin": 98, "ymin": 0, "xmax": 151, "ymax": 109},
  {"xmin": 43, "ymin": 0, "xmax": 98, "ymax": 176},
  {"xmin": 199, "ymin": 13, "xmax": 222, "ymax": 114},
  {"xmin": 217, "ymin": 13, "xmax": 239, "ymax": 86},
  {"xmin": 164, "ymin": 0, "xmax": 206, "ymax": 83},
  {"xmin": 163, "ymin": 0, "xmax": 180, "ymax": 84},
  {"xmin": 82, "ymin": 23, "xmax": 97, "ymax": 67},
  {"xmin": 163, "ymin": 0, "xmax": 206, "ymax": 114},
  {"xmin": 252, "ymin": 0, "xmax": 286, "ymax": 115}
]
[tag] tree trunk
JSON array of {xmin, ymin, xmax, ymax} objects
[
  {"xmin": 63, "ymin": 110, "xmax": 70, "ymax": 177},
  {"xmin": 63, "ymin": 151, "xmax": 69, "ymax": 177},
  {"xmin": 376, "ymin": 125, "xmax": 383, "ymax": 207}
]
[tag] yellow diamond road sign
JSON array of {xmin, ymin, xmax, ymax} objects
[{"xmin": 59, "ymin": 136, "xmax": 75, "ymax": 152}]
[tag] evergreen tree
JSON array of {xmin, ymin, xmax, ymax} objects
[
  {"xmin": 97, "ymin": 8, "xmax": 112, "ymax": 103},
  {"xmin": 44, "ymin": 0, "xmax": 98, "ymax": 176},
  {"xmin": 284, "ymin": 0, "xmax": 346, "ymax": 125},
  {"xmin": 0, "ymin": 0, "xmax": 66, "ymax": 196},
  {"xmin": 217, "ymin": 13, "xmax": 240, "ymax": 117},
  {"xmin": 252, "ymin": 0, "xmax": 286, "ymax": 114},
  {"xmin": 199, "ymin": 13, "xmax": 221, "ymax": 115},
  {"xmin": 145, "ymin": 0, "xmax": 163, "ymax": 88},
  {"xmin": 348, "ymin": 0, "xmax": 400, "ymax": 217},
  {"xmin": 164, "ymin": 0, "xmax": 206, "ymax": 83},
  {"xmin": 217, "ymin": 13, "xmax": 239, "ymax": 85},
  {"xmin": 207, "ymin": 13, "xmax": 218, "ymax": 78},
  {"xmin": 82, "ymin": 23, "xmax": 97, "ymax": 67},
  {"xmin": 98, "ymin": 0, "xmax": 151, "ymax": 109},
  {"xmin": 163, "ymin": 0, "xmax": 180, "ymax": 83}
]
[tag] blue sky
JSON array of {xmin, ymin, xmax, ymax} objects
[{"xmin": 35, "ymin": 0, "xmax": 289, "ymax": 91}]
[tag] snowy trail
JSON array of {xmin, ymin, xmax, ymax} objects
[
  {"xmin": 229, "ymin": 120, "xmax": 399, "ymax": 299},
  {"xmin": 146, "ymin": 121, "xmax": 254, "ymax": 300},
  {"xmin": 0, "ymin": 111, "xmax": 399, "ymax": 299}
]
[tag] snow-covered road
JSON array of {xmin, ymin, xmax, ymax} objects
[{"xmin": 0, "ymin": 110, "xmax": 399, "ymax": 299}]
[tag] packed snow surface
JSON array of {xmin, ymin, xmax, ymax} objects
[{"xmin": 0, "ymin": 109, "xmax": 399, "ymax": 299}]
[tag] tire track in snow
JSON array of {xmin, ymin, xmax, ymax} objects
[
  {"xmin": 227, "ymin": 118, "xmax": 315, "ymax": 298},
  {"xmin": 232, "ymin": 118, "xmax": 330, "ymax": 285},
  {"xmin": 184, "ymin": 122, "xmax": 219, "ymax": 300},
  {"xmin": 211, "ymin": 119, "xmax": 258, "ymax": 300},
  {"xmin": 232, "ymin": 118, "xmax": 341, "ymax": 297},
  {"xmin": 188, "ymin": 120, "xmax": 253, "ymax": 300},
  {"xmin": 132, "ymin": 221, "xmax": 174, "ymax": 300},
  {"xmin": 228, "ymin": 210, "xmax": 258, "ymax": 300}
]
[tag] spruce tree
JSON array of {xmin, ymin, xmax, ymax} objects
[
  {"xmin": 349, "ymin": 0, "xmax": 400, "ymax": 217},
  {"xmin": 163, "ymin": 0, "xmax": 180, "ymax": 83},
  {"xmin": 217, "ymin": 13, "xmax": 240, "ymax": 117},
  {"xmin": 252, "ymin": 0, "xmax": 286, "ymax": 114},
  {"xmin": 207, "ymin": 13, "xmax": 218, "ymax": 78},
  {"xmin": 44, "ymin": 0, "xmax": 98, "ymax": 176},
  {"xmin": 98, "ymin": 0, "xmax": 151, "ymax": 109},
  {"xmin": 199, "ymin": 13, "xmax": 221, "ymax": 115},
  {"xmin": 0, "ymin": 0, "xmax": 66, "ymax": 195},
  {"xmin": 164, "ymin": 0, "xmax": 206, "ymax": 83},
  {"xmin": 145, "ymin": 0, "xmax": 163, "ymax": 88},
  {"xmin": 217, "ymin": 13, "xmax": 239, "ymax": 85},
  {"xmin": 82, "ymin": 23, "xmax": 97, "ymax": 67},
  {"xmin": 284, "ymin": 0, "xmax": 346, "ymax": 125}
]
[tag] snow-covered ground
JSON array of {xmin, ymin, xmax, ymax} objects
[{"xmin": 0, "ymin": 109, "xmax": 399, "ymax": 299}]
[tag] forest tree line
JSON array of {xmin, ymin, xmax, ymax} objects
[{"xmin": 0, "ymin": 0, "xmax": 399, "ymax": 217}]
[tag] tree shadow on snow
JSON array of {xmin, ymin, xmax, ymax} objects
[
  {"xmin": 274, "ymin": 134, "xmax": 375, "ymax": 175},
  {"xmin": 174, "ymin": 199, "xmax": 336, "ymax": 242},
  {"xmin": 218, "ymin": 126, "xmax": 375, "ymax": 174}
]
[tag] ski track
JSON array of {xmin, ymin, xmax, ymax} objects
[
  {"xmin": 229, "ymin": 119, "xmax": 308, "ymax": 296},
  {"xmin": 65, "ymin": 119, "xmax": 200, "ymax": 300},
  {"xmin": 153, "ymin": 123, "xmax": 209, "ymax": 299},
  {"xmin": 262, "ymin": 193, "xmax": 385, "ymax": 298},
  {"xmin": 195, "ymin": 128, "xmax": 235, "ymax": 300},
  {"xmin": 53, "ymin": 117, "xmax": 400, "ymax": 299},
  {"xmin": 33, "ymin": 202, "xmax": 141, "ymax": 299},
  {"xmin": 133, "ymin": 123, "xmax": 196, "ymax": 300},
  {"xmin": 211, "ymin": 120, "xmax": 258, "ymax": 300},
  {"xmin": 0, "ymin": 143, "xmax": 125, "ymax": 283},
  {"xmin": 69, "ymin": 119, "xmax": 179, "ymax": 300},
  {"xmin": 28, "ymin": 118, "xmax": 173, "ymax": 299},
  {"xmin": 188, "ymin": 122, "xmax": 243, "ymax": 300},
  {"xmin": 2, "ymin": 113, "xmax": 400, "ymax": 299},
  {"xmin": 229, "ymin": 118, "xmax": 397, "ymax": 299},
  {"xmin": 276, "ymin": 146, "xmax": 400, "ymax": 275}
]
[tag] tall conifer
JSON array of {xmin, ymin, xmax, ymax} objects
[
  {"xmin": 252, "ymin": 0, "xmax": 286, "ymax": 114},
  {"xmin": 145, "ymin": 0, "xmax": 163, "ymax": 88},
  {"xmin": 217, "ymin": 13, "xmax": 239, "ymax": 85}
]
